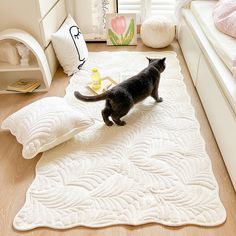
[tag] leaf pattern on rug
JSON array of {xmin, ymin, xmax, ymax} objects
[{"xmin": 13, "ymin": 52, "xmax": 226, "ymax": 230}]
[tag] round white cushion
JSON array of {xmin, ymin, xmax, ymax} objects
[{"xmin": 141, "ymin": 16, "xmax": 175, "ymax": 48}]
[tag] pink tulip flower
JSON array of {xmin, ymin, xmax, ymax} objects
[{"xmin": 111, "ymin": 16, "xmax": 126, "ymax": 35}]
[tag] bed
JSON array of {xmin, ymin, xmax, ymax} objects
[{"xmin": 177, "ymin": 0, "xmax": 236, "ymax": 190}]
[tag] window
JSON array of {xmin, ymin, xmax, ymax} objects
[{"xmin": 117, "ymin": 0, "xmax": 176, "ymax": 23}]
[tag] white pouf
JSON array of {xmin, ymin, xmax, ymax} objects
[{"xmin": 141, "ymin": 16, "xmax": 175, "ymax": 48}]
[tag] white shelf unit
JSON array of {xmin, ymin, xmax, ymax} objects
[
  {"xmin": 0, "ymin": 29, "xmax": 52, "ymax": 94},
  {"xmin": 0, "ymin": 57, "xmax": 39, "ymax": 72},
  {"xmin": 0, "ymin": 0, "xmax": 68, "ymax": 77}
]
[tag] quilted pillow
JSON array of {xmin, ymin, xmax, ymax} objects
[
  {"xmin": 52, "ymin": 15, "xmax": 88, "ymax": 76},
  {"xmin": 1, "ymin": 97, "xmax": 93, "ymax": 159},
  {"xmin": 213, "ymin": 0, "xmax": 236, "ymax": 39}
]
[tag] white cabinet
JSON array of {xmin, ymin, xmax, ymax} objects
[
  {"xmin": 37, "ymin": 0, "xmax": 59, "ymax": 19},
  {"xmin": 0, "ymin": 29, "xmax": 51, "ymax": 94},
  {"xmin": 178, "ymin": 16, "xmax": 201, "ymax": 85},
  {"xmin": 178, "ymin": 9, "xmax": 236, "ymax": 190},
  {"xmin": 196, "ymin": 55, "xmax": 236, "ymax": 189},
  {"xmin": 0, "ymin": 0, "xmax": 67, "ymax": 76}
]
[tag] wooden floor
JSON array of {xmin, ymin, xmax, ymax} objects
[{"xmin": 0, "ymin": 40, "xmax": 236, "ymax": 236}]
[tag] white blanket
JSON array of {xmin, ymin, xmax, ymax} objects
[{"xmin": 13, "ymin": 51, "xmax": 226, "ymax": 230}]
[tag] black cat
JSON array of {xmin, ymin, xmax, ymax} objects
[{"xmin": 74, "ymin": 57, "xmax": 166, "ymax": 126}]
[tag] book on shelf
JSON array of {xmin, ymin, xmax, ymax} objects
[{"xmin": 7, "ymin": 80, "xmax": 41, "ymax": 93}]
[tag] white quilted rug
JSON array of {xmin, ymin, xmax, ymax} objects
[{"xmin": 14, "ymin": 51, "xmax": 226, "ymax": 230}]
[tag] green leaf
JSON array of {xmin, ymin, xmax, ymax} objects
[
  {"xmin": 123, "ymin": 19, "xmax": 135, "ymax": 45},
  {"xmin": 108, "ymin": 29, "xmax": 120, "ymax": 45}
]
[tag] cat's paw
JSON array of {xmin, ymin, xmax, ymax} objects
[
  {"xmin": 117, "ymin": 121, "xmax": 126, "ymax": 126},
  {"xmin": 157, "ymin": 97, "xmax": 163, "ymax": 103},
  {"xmin": 106, "ymin": 121, "xmax": 114, "ymax": 126}
]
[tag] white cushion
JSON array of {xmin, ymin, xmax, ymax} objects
[
  {"xmin": 51, "ymin": 15, "xmax": 88, "ymax": 76},
  {"xmin": 141, "ymin": 16, "xmax": 175, "ymax": 48},
  {"xmin": 1, "ymin": 97, "xmax": 93, "ymax": 159}
]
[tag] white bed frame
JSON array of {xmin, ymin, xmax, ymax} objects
[{"xmin": 177, "ymin": 8, "xmax": 236, "ymax": 191}]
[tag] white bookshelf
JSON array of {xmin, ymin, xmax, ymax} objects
[
  {"xmin": 0, "ymin": 58, "xmax": 40, "ymax": 72},
  {"xmin": 0, "ymin": 29, "xmax": 52, "ymax": 94}
]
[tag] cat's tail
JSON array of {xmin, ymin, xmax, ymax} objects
[{"xmin": 74, "ymin": 90, "xmax": 107, "ymax": 102}]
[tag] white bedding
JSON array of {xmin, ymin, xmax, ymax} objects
[
  {"xmin": 13, "ymin": 51, "xmax": 226, "ymax": 230},
  {"xmin": 191, "ymin": 1, "xmax": 236, "ymax": 76}
]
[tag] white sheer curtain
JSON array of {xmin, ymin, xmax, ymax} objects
[{"xmin": 66, "ymin": 0, "xmax": 114, "ymax": 40}]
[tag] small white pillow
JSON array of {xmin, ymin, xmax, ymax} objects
[
  {"xmin": 52, "ymin": 15, "xmax": 88, "ymax": 76},
  {"xmin": 1, "ymin": 97, "xmax": 93, "ymax": 159}
]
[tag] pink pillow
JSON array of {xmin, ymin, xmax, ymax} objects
[{"xmin": 213, "ymin": 0, "xmax": 236, "ymax": 39}]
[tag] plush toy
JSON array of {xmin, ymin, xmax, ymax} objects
[{"xmin": 16, "ymin": 42, "xmax": 30, "ymax": 66}]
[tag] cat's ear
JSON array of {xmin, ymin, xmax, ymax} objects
[
  {"xmin": 146, "ymin": 57, "xmax": 152, "ymax": 64},
  {"xmin": 158, "ymin": 57, "xmax": 166, "ymax": 66}
]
